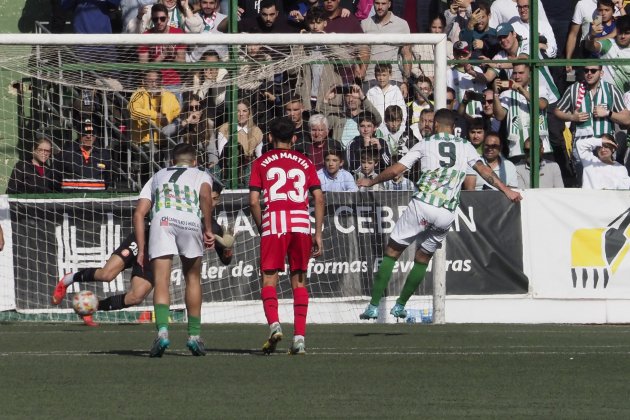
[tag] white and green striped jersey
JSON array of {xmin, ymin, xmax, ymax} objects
[
  {"xmin": 599, "ymin": 38, "xmax": 630, "ymax": 93},
  {"xmin": 556, "ymin": 80, "xmax": 625, "ymax": 139},
  {"xmin": 398, "ymin": 133, "xmax": 481, "ymax": 211},
  {"xmin": 139, "ymin": 165, "xmax": 213, "ymax": 220}
]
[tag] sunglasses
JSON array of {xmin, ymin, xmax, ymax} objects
[
  {"xmin": 484, "ymin": 144, "xmax": 500, "ymax": 150},
  {"xmin": 189, "ymin": 105, "xmax": 200, "ymax": 111},
  {"xmin": 516, "ymin": 5, "xmax": 529, "ymax": 9},
  {"xmin": 483, "ymin": 99, "xmax": 493, "ymax": 104},
  {"xmin": 152, "ymin": 16, "xmax": 168, "ymax": 23},
  {"xmin": 584, "ymin": 68, "xmax": 600, "ymax": 74}
]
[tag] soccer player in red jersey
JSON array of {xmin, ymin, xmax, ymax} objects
[{"xmin": 249, "ymin": 116, "xmax": 325, "ymax": 355}]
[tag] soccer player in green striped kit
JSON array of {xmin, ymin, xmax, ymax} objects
[{"xmin": 357, "ymin": 109, "xmax": 523, "ymax": 320}]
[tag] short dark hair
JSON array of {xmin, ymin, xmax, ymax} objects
[
  {"xmin": 269, "ymin": 116, "xmax": 295, "ymax": 143},
  {"xmin": 359, "ymin": 147, "xmax": 378, "ymax": 162},
  {"xmin": 306, "ymin": 6, "xmax": 327, "ymax": 23},
  {"xmin": 434, "ymin": 108, "xmax": 455, "ymax": 127},
  {"xmin": 172, "ymin": 143, "xmax": 196, "ymax": 162},
  {"xmin": 597, "ymin": 0, "xmax": 615, "ymax": 8},
  {"xmin": 484, "ymin": 131, "xmax": 502, "ymax": 145},
  {"xmin": 374, "ymin": 63, "xmax": 392, "ymax": 74},
  {"xmin": 260, "ymin": 0, "xmax": 277, "ymax": 11},
  {"xmin": 468, "ymin": 117, "xmax": 485, "ymax": 131},
  {"xmin": 357, "ymin": 112, "xmax": 377, "ymax": 126},
  {"xmin": 473, "ymin": 0, "xmax": 491, "ymax": 14},
  {"xmin": 151, "ymin": 3, "xmax": 169, "ymax": 15},
  {"xmin": 324, "ymin": 148, "xmax": 345, "ymax": 161},
  {"xmin": 617, "ymin": 15, "xmax": 630, "ymax": 34},
  {"xmin": 384, "ymin": 105, "xmax": 403, "ymax": 122}
]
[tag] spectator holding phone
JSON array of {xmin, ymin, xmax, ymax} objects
[{"xmin": 345, "ymin": 112, "xmax": 391, "ymax": 172}]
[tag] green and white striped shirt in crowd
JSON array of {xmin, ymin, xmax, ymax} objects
[
  {"xmin": 398, "ymin": 132, "xmax": 481, "ymax": 211},
  {"xmin": 499, "ymin": 84, "xmax": 552, "ymax": 157},
  {"xmin": 555, "ymin": 80, "xmax": 625, "ymax": 139}
]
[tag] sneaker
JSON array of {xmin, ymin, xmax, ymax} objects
[
  {"xmin": 359, "ymin": 304, "xmax": 379, "ymax": 320},
  {"xmin": 186, "ymin": 336, "xmax": 207, "ymax": 356},
  {"xmin": 81, "ymin": 315, "xmax": 98, "ymax": 327},
  {"xmin": 51, "ymin": 274, "xmax": 72, "ymax": 305},
  {"xmin": 390, "ymin": 303, "xmax": 407, "ymax": 319},
  {"xmin": 288, "ymin": 338, "xmax": 306, "ymax": 355},
  {"xmin": 262, "ymin": 323, "xmax": 283, "ymax": 355},
  {"xmin": 149, "ymin": 336, "xmax": 170, "ymax": 358}
]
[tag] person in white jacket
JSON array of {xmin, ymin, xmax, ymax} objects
[
  {"xmin": 366, "ymin": 63, "xmax": 407, "ymax": 127},
  {"xmin": 578, "ymin": 134, "xmax": 630, "ymax": 189}
]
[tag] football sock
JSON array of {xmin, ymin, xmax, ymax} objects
[
  {"xmin": 397, "ymin": 261, "xmax": 429, "ymax": 306},
  {"xmin": 97, "ymin": 294, "xmax": 128, "ymax": 311},
  {"xmin": 293, "ymin": 287, "xmax": 309, "ymax": 337},
  {"xmin": 61, "ymin": 273, "xmax": 75, "ymax": 286},
  {"xmin": 369, "ymin": 255, "xmax": 397, "ymax": 306},
  {"xmin": 71, "ymin": 268, "xmax": 98, "ymax": 284},
  {"xmin": 261, "ymin": 286, "xmax": 280, "ymax": 325},
  {"xmin": 154, "ymin": 303, "xmax": 170, "ymax": 332},
  {"xmin": 188, "ymin": 315, "xmax": 201, "ymax": 337}
]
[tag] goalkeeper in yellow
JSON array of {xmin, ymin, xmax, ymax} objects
[
  {"xmin": 357, "ymin": 109, "xmax": 522, "ymax": 320},
  {"xmin": 51, "ymin": 176, "xmax": 235, "ymax": 327}
]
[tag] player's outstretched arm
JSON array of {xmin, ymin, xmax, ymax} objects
[
  {"xmin": 133, "ymin": 198, "xmax": 152, "ymax": 269},
  {"xmin": 473, "ymin": 161, "xmax": 523, "ymax": 202},
  {"xmin": 356, "ymin": 162, "xmax": 407, "ymax": 188},
  {"xmin": 312, "ymin": 188, "xmax": 325, "ymax": 258}
]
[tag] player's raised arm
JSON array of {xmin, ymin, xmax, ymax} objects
[
  {"xmin": 133, "ymin": 198, "xmax": 152, "ymax": 269},
  {"xmin": 473, "ymin": 161, "xmax": 523, "ymax": 202},
  {"xmin": 356, "ymin": 162, "xmax": 408, "ymax": 188}
]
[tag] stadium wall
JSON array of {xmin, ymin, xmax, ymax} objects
[{"xmin": 3, "ymin": 189, "xmax": 630, "ymax": 323}]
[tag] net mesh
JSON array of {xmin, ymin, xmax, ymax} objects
[{"xmin": 0, "ymin": 33, "xmax": 444, "ymax": 323}]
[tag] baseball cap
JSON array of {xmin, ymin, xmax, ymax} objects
[
  {"xmin": 496, "ymin": 23, "xmax": 514, "ymax": 37},
  {"xmin": 81, "ymin": 119, "xmax": 94, "ymax": 136},
  {"xmin": 453, "ymin": 40, "xmax": 470, "ymax": 55}
]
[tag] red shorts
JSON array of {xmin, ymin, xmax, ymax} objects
[{"xmin": 260, "ymin": 232, "xmax": 312, "ymax": 272}]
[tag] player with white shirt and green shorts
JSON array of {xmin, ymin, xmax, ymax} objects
[
  {"xmin": 357, "ymin": 109, "xmax": 523, "ymax": 320},
  {"xmin": 133, "ymin": 143, "xmax": 215, "ymax": 357}
]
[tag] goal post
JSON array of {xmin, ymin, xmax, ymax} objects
[{"xmin": 0, "ymin": 32, "xmax": 449, "ymax": 323}]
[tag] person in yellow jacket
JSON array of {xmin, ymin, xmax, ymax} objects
[{"xmin": 128, "ymin": 70, "xmax": 181, "ymax": 146}]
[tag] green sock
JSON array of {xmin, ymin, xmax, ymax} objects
[
  {"xmin": 154, "ymin": 304, "xmax": 170, "ymax": 332},
  {"xmin": 397, "ymin": 261, "xmax": 429, "ymax": 306},
  {"xmin": 370, "ymin": 256, "xmax": 397, "ymax": 306},
  {"xmin": 188, "ymin": 315, "xmax": 201, "ymax": 336}
]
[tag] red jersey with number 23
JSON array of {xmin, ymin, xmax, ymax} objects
[{"xmin": 249, "ymin": 149, "xmax": 321, "ymax": 237}]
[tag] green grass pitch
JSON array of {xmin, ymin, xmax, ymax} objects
[{"xmin": 2, "ymin": 322, "xmax": 630, "ymax": 418}]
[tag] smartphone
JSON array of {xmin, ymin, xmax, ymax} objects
[
  {"xmin": 335, "ymin": 85, "xmax": 353, "ymax": 95},
  {"xmin": 499, "ymin": 80, "xmax": 514, "ymax": 90}
]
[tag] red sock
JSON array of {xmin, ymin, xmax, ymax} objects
[
  {"xmin": 261, "ymin": 286, "xmax": 279, "ymax": 325},
  {"xmin": 293, "ymin": 287, "xmax": 309, "ymax": 337}
]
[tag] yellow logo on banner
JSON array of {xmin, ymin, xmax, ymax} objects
[{"xmin": 570, "ymin": 208, "xmax": 630, "ymax": 288}]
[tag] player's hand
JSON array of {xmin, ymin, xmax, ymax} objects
[
  {"xmin": 204, "ymin": 229, "xmax": 215, "ymax": 249},
  {"xmin": 357, "ymin": 177, "xmax": 374, "ymax": 188},
  {"xmin": 504, "ymin": 189, "xmax": 523, "ymax": 203},
  {"xmin": 312, "ymin": 233, "xmax": 323, "ymax": 258}
]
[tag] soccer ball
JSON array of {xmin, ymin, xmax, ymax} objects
[{"xmin": 72, "ymin": 290, "xmax": 99, "ymax": 316}]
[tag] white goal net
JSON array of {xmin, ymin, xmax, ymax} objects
[{"xmin": 0, "ymin": 32, "xmax": 447, "ymax": 323}]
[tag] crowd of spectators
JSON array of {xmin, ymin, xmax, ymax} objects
[{"xmin": 13, "ymin": 0, "xmax": 630, "ymax": 194}]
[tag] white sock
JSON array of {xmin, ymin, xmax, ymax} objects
[
  {"xmin": 158, "ymin": 327, "xmax": 169, "ymax": 339},
  {"xmin": 294, "ymin": 335, "xmax": 304, "ymax": 343},
  {"xmin": 62, "ymin": 272, "xmax": 76, "ymax": 286}
]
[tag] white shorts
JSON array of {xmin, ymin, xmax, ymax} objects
[
  {"xmin": 148, "ymin": 212, "xmax": 204, "ymax": 260},
  {"xmin": 389, "ymin": 198, "xmax": 455, "ymax": 254}
]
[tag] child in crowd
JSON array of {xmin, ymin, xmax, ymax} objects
[
  {"xmin": 590, "ymin": 0, "xmax": 617, "ymax": 57},
  {"xmin": 355, "ymin": 148, "xmax": 383, "ymax": 192},
  {"xmin": 377, "ymin": 105, "xmax": 414, "ymax": 158},
  {"xmin": 382, "ymin": 157, "xmax": 416, "ymax": 191},
  {"xmin": 366, "ymin": 63, "xmax": 407, "ymax": 127},
  {"xmin": 302, "ymin": 6, "xmax": 328, "ymax": 109},
  {"xmin": 346, "ymin": 112, "xmax": 391, "ymax": 173},
  {"xmin": 317, "ymin": 148, "xmax": 358, "ymax": 192}
]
